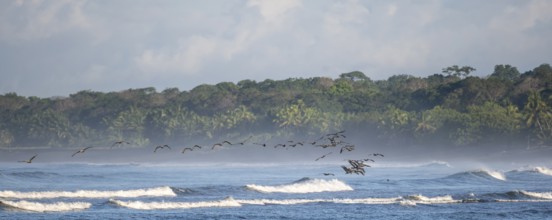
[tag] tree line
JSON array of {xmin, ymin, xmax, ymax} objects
[{"xmin": 1, "ymin": 63, "xmax": 552, "ymax": 150}]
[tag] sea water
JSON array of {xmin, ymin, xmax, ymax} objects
[{"xmin": 1, "ymin": 162, "xmax": 552, "ymax": 219}]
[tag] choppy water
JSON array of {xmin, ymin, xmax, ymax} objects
[{"xmin": 1, "ymin": 162, "xmax": 552, "ymax": 219}]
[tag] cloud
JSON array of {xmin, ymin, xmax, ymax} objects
[
  {"xmin": 0, "ymin": 0, "xmax": 99, "ymax": 42},
  {"xmin": 135, "ymin": 35, "xmax": 218, "ymax": 76},
  {"xmin": 246, "ymin": 0, "xmax": 302, "ymax": 24},
  {"xmin": 0, "ymin": 0, "xmax": 551, "ymax": 97},
  {"xmin": 490, "ymin": 0, "xmax": 552, "ymax": 32}
]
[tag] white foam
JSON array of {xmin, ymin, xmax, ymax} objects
[
  {"xmin": 236, "ymin": 198, "xmax": 326, "ymax": 205},
  {"xmin": 403, "ymin": 194, "xmax": 459, "ymax": 204},
  {"xmin": 331, "ymin": 197, "xmax": 401, "ymax": 204},
  {"xmin": 520, "ymin": 191, "xmax": 552, "ymax": 200},
  {"xmin": 0, "ymin": 186, "xmax": 176, "ymax": 199},
  {"xmin": 0, "ymin": 200, "xmax": 91, "ymax": 212},
  {"xmin": 245, "ymin": 178, "xmax": 353, "ymax": 193},
  {"xmin": 110, "ymin": 197, "xmax": 241, "ymax": 210},
  {"xmin": 236, "ymin": 195, "xmax": 451, "ymax": 206},
  {"xmin": 474, "ymin": 169, "xmax": 506, "ymax": 181},
  {"xmin": 534, "ymin": 167, "xmax": 552, "ymax": 176}
]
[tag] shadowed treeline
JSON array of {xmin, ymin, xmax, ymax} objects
[{"xmin": 1, "ymin": 63, "xmax": 552, "ymax": 150}]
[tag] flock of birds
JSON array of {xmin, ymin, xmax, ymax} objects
[{"xmin": 17, "ymin": 130, "xmax": 384, "ymax": 175}]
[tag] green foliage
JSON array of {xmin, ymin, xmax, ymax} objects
[
  {"xmin": 1, "ymin": 63, "xmax": 552, "ymax": 149},
  {"xmin": 442, "ymin": 65, "xmax": 476, "ymax": 78}
]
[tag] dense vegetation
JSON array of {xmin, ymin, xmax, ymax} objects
[{"xmin": 1, "ymin": 64, "xmax": 552, "ymax": 150}]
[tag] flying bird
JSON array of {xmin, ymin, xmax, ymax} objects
[
  {"xmin": 315, "ymin": 152, "xmax": 333, "ymax": 161},
  {"xmin": 111, "ymin": 140, "xmax": 131, "ymax": 148},
  {"xmin": 253, "ymin": 143, "xmax": 267, "ymax": 147},
  {"xmin": 181, "ymin": 147, "xmax": 194, "ymax": 154},
  {"xmin": 72, "ymin": 147, "xmax": 93, "ymax": 157},
  {"xmin": 192, "ymin": 145, "xmax": 202, "ymax": 150},
  {"xmin": 212, "ymin": 141, "xmax": 232, "ymax": 150},
  {"xmin": 322, "ymin": 173, "xmax": 335, "ymax": 176},
  {"xmin": 19, "ymin": 154, "xmax": 37, "ymax": 163},
  {"xmin": 373, "ymin": 153, "xmax": 384, "ymax": 157},
  {"xmin": 340, "ymin": 145, "xmax": 355, "ymax": 154},
  {"xmin": 212, "ymin": 143, "xmax": 223, "ymax": 150},
  {"xmin": 154, "ymin": 145, "xmax": 171, "ymax": 153}
]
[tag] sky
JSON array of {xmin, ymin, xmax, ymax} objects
[{"xmin": 1, "ymin": 0, "xmax": 551, "ymax": 97}]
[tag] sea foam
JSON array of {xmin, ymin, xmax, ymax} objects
[
  {"xmin": 0, "ymin": 200, "xmax": 91, "ymax": 212},
  {"xmin": 520, "ymin": 190, "xmax": 552, "ymax": 200},
  {"xmin": 0, "ymin": 186, "xmax": 176, "ymax": 199},
  {"xmin": 533, "ymin": 167, "xmax": 552, "ymax": 176},
  {"xmin": 245, "ymin": 178, "xmax": 353, "ymax": 193},
  {"xmin": 110, "ymin": 197, "xmax": 241, "ymax": 210}
]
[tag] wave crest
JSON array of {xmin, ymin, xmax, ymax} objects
[
  {"xmin": 520, "ymin": 191, "xmax": 552, "ymax": 200},
  {"xmin": 533, "ymin": 167, "xmax": 552, "ymax": 176},
  {"xmin": 447, "ymin": 169, "xmax": 506, "ymax": 181},
  {"xmin": 0, "ymin": 186, "xmax": 176, "ymax": 199},
  {"xmin": 110, "ymin": 197, "xmax": 241, "ymax": 210},
  {"xmin": 0, "ymin": 200, "xmax": 91, "ymax": 212},
  {"xmin": 245, "ymin": 178, "xmax": 353, "ymax": 193}
]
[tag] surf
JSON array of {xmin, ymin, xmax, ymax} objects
[
  {"xmin": 0, "ymin": 200, "xmax": 91, "ymax": 212},
  {"xmin": 109, "ymin": 197, "xmax": 241, "ymax": 210},
  {"xmin": 245, "ymin": 178, "xmax": 353, "ymax": 193},
  {"xmin": 446, "ymin": 169, "xmax": 506, "ymax": 181},
  {"xmin": 0, "ymin": 186, "xmax": 176, "ymax": 199}
]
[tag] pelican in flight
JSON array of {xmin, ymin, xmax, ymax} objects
[
  {"xmin": 72, "ymin": 147, "xmax": 93, "ymax": 157},
  {"xmin": 315, "ymin": 152, "xmax": 333, "ymax": 161},
  {"xmin": 154, "ymin": 144, "xmax": 171, "ymax": 153},
  {"xmin": 322, "ymin": 173, "xmax": 335, "ymax": 176},
  {"xmin": 111, "ymin": 140, "xmax": 131, "ymax": 148},
  {"xmin": 192, "ymin": 145, "xmax": 202, "ymax": 150},
  {"xmin": 373, "ymin": 153, "xmax": 384, "ymax": 157},
  {"xmin": 212, "ymin": 141, "xmax": 232, "ymax": 150},
  {"xmin": 340, "ymin": 145, "xmax": 355, "ymax": 154},
  {"xmin": 19, "ymin": 154, "xmax": 37, "ymax": 163},
  {"xmin": 181, "ymin": 147, "xmax": 194, "ymax": 154}
]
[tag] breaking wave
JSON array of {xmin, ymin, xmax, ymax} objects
[
  {"xmin": 533, "ymin": 167, "xmax": 552, "ymax": 176},
  {"xmin": 236, "ymin": 194, "xmax": 456, "ymax": 206},
  {"xmin": 110, "ymin": 197, "xmax": 241, "ymax": 210},
  {"xmin": 0, "ymin": 186, "xmax": 176, "ymax": 199},
  {"xmin": 0, "ymin": 200, "xmax": 91, "ymax": 212},
  {"xmin": 245, "ymin": 178, "xmax": 353, "ymax": 193},
  {"xmin": 446, "ymin": 169, "xmax": 506, "ymax": 181},
  {"xmin": 520, "ymin": 190, "xmax": 552, "ymax": 200}
]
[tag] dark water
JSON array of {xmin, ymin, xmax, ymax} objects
[{"xmin": 1, "ymin": 162, "xmax": 552, "ymax": 219}]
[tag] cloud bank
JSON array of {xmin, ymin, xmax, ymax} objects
[{"xmin": 0, "ymin": 0, "xmax": 551, "ymax": 97}]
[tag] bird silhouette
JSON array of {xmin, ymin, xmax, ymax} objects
[
  {"xmin": 315, "ymin": 152, "xmax": 333, "ymax": 161},
  {"xmin": 181, "ymin": 147, "xmax": 194, "ymax": 153},
  {"xmin": 212, "ymin": 143, "xmax": 223, "ymax": 150},
  {"xmin": 340, "ymin": 145, "xmax": 355, "ymax": 154},
  {"xmin": 192, "ymin": 145, "xmax": 202, "ymax": 150},
  {"xmin": 72, "ymin": 147, "xmax": 93, "ymax": 157},
  {"xmin": 111, "ymin": 140, "xmax": 131, "ymax": 148},
  {"xmin": 19, "ymin": 154, "xmax": 37, "ymax": 163},
  {"xmin": 154, "ymin": 145, "xmax": 171, "ymax": 153}
]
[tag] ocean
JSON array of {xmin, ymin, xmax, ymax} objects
[{"xmin": 1, "ymin": 159, "xmax": 552, "ymax": 219}]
